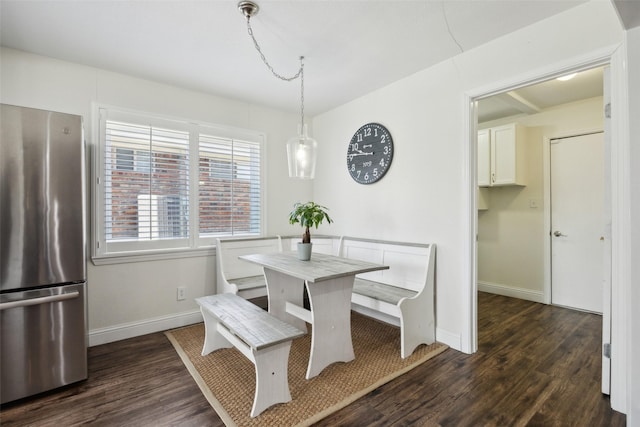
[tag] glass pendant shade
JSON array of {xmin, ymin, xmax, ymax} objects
[
  {"xmin": 287, "ymin": 124, "xmax": 317, "ymax": 179},
  {"xmin": 238, "ymin": 4, "xmax": 318, "ymax": 179}
]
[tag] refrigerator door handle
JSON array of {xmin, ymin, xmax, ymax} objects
[{"xmin": 0, "ymin": 291, "xmax": 80, "ymax": 311}]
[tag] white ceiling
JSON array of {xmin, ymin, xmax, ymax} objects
[
  {"xmin": 0, "ymin": 0, "xmax": 601, "ymax": 117},
  {"xmin": 478, "ymin": 66, "xmax": 604, "ymax": 122}
]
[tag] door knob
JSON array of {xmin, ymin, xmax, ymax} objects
[{"xmin": 553, "ymin": 230, "xmax": 567, "ymax": 237}]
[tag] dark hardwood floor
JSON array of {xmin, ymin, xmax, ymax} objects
[{"xmin": 1, "ymin": 293, "xmax": 626, "ymax": 426}]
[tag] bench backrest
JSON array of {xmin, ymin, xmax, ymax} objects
[
  {"xmin": 339, "ymin": 237, "xmax": 434, "ymax": 293},
  {"xmin": 279, "ymin": 235, "xmax": 342, "ymax": 256},
  {"xmin": 217, "ymin": 237, "xmax": 281, "ymax": 281}
]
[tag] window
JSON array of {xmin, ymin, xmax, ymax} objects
[
  {"xmin": 115, "ymin": 148, "xmax": 134, "ymax": 171},
  {"xmin": 115, "ymin": 147, "xmax": 152, "ymax": 173},
  {"xmin": 94, "ymin": 108, "xmax": 264, "ymax": 260},
  {"xmin": 105, "ymin": 121, "xmax": 189, "ymax": 243},
  {"xmin": 199, "ymin": 135, "xmax": 261, "ymax": 237}
]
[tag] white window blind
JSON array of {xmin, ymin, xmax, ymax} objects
[
  {"xmin": 105, "ymin": 121, "xmax": 190, "ymax": 243},
  {"xmin": 199, "ymin": 135, "xmax": 261, "ymax": 236},
  {"xmin": 95, "ymin": 107, "xmax": 264, "ymax": 260}
]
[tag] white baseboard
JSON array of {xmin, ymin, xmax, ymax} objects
[
  {"xmin": 478, "ymin": 281, "xmax": 545, "ymax": 304},
  {"xmin": 89, "ymin": 309, "xmax": 203, "ymax": 347},
  {"xmin": 90, "ymin": 306, "xmax": 467, "ymax": 353},
  {"xmin": 436, "ymin": 328, "xmax": 462, "ymax": 352}
]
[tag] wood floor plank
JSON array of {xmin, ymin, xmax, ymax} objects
[
  {"xmin": 0, "ymin": 332, "xmax": 222, "ymax": 426},
  {"xmin": 0, "ymin": 292, "xmax": 626, "ymax": 426},
  {"xmin": 315, "ymin": 293, "xmax": 625, "ymax": 427}
]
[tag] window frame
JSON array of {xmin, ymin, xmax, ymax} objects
[{"xmin": 92, "ymin": 105, "xmax": 266, "ymax": 265}]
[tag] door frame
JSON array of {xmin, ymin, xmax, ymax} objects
[{"xmin": 463, "ymin": 44, "xmax": 629, "ymax": 412}]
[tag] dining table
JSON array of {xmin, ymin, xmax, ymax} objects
[{"xmin": 239, "ymin": 251, "xmax": 389, "ymax": 379}]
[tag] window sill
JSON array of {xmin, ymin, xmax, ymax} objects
[{"xmin": 91, "ymin": 247, "xmax": 217, "ymax": 266}]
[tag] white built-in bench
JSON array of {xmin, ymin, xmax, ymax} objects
[
  {"xmin": 279, "ymin": 234, "xmax": 342, "ymax": 256},
  {"xmin": 340, "ymin": 237, "xmax": 436, "ymax": 358},
  {"xmin": 196, "ymin": 293, "xmax": 306, "ymax": 417},
  {"xmin": 216, "ymin": 236, "xmax": 281, "ymax": 299},
  {"xmin": 215, "ymin": 234, "xmax": 436, "ymax": 358}
]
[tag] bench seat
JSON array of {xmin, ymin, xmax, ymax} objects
[
  {"xmin": 196, "ymin": 293, "xmax": 306, "ymax": 417},
  {"xmin": 230, "ymin": 275, "xmax": 266, "ymax": 292},
  {"xmin": 341, "ymin": 237, "xmax": 436, "ymax": 358},
  {"xmin": 353, "ymin": 278, "xmax": 417, "ymax": 305}
]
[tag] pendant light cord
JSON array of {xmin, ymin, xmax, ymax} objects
[
  {"xmin": 245, "ymin": 15, "xmax": 306, "ymax": 129},
  {"xmin": 299, "ymin": 59, "xmax": 305, "ymax": 130}
]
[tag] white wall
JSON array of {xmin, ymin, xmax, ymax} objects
[
  {"xmin": 477, "ymin": 97, "xmax": 604, "ymax": 302},
  {"xmin": 0, "ymin": 47, "xmax": 313, "ymax": 344},
  {"xmin": 626, "ymin": 24, "xmax": 640, "ymax": 427},
  {"xmin": 312, "ymin": 1, "xmax": 623, "ymax": 353},
  {"xmin": 477, "ymin": 125, "xmax": 545, "ymax": 300}
]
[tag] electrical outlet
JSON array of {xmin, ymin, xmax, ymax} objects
[{"xmin": 177, "ymin": 286, "xmax": 186, "ymax": 301}]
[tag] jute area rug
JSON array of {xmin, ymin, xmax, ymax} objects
[{"xmin": 166, "ymin": 312, "xmax": 447, "ymax": 427}]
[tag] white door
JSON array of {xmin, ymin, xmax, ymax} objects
[{"xmin": 550, "ymin": 132, "xmax": 604, "ymax": 313}]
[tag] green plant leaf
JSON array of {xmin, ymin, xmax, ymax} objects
[{"xmin": 288, "ymin": 201, "xmax": 333, "ymax": 242}]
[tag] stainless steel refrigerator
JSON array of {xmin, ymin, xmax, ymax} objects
[{"xmin": 0, "ymin": 104, "xmax": 88, "ymax": 404}]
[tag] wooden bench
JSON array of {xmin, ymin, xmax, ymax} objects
[
  {"xmin": 339, "ymin": 237, "xmax": 436, "ymax": 358},
  {"xmin": 196, "ymin": 293, "xmax": 306, "ymax": 417},
  {"xmin": 216, "ymin": 236, "xmax": 281, "ymax": 299}
]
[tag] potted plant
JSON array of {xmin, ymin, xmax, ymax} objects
[{"xmin": 288, "ymin": 201, "xmax": 333, "ymax": 260}]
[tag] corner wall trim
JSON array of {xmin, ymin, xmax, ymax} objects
[
  {"xmin": 436, "ymin": 328, "xmax": 462, "ymax": 352},
  {"xmin": 89, "ymin": 309, "xmax": 203, "ymax": 347}
]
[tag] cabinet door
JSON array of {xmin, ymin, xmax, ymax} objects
[
  {"xmin": 490, "ymin": 124, "xmax": 517, "ymax": 185},
  {"xmin": 477, "ymin": 129, "xmax": 491, "ymax": 187}
]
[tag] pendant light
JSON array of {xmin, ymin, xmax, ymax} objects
[{"xmin": 238, "ymin": 1, "xmax": 317, "ymax": 179}]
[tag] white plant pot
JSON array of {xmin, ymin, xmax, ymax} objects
[{"xmin": 297, "ymin": 243, "xmax": 312, "ymax": 261}]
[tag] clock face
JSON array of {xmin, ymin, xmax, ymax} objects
[{"xmin": 346, "ymin": 123, "xmax": 393, "ymax": 184}]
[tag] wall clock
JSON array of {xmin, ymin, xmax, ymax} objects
[{"xmin": 346, "ymin": 122, "xmax": 393, "ymax": 184}]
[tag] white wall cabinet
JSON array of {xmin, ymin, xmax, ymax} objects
[
  {"xmin": 478, "ymin": 123, "xmax": 526, "ymax": 187},
  {"xmin": 477, "ymin": 129, "xmax": 491, "ymax": 186}
]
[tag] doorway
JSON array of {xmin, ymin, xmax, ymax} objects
[
  {"xmin": 467, "ymin": 46, "xmax": 629, "ymax": 413},
  {"xmin": 476, "ymin": 66, "xmax": 606, "ymax": 307},
  {"xmin": 474, "ymin": 65, "xmax": 610, "ymax": 392}
]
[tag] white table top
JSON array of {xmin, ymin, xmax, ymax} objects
[{"xmin": 239, "ymin": 252, "xmax": 388, "ymax": 283}]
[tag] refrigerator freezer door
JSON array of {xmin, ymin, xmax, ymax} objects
[
  {"xmin": 0, "ymin": 283, "xmax": 88, "ymax": 404},
  {"xmin": 1, "ymin": 104, "xmax": 86, "ymax": 291}
]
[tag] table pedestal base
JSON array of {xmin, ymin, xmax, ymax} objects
[{"xmin": 264, "ymin": 268, "xmax": 355, "ymax": 379}]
